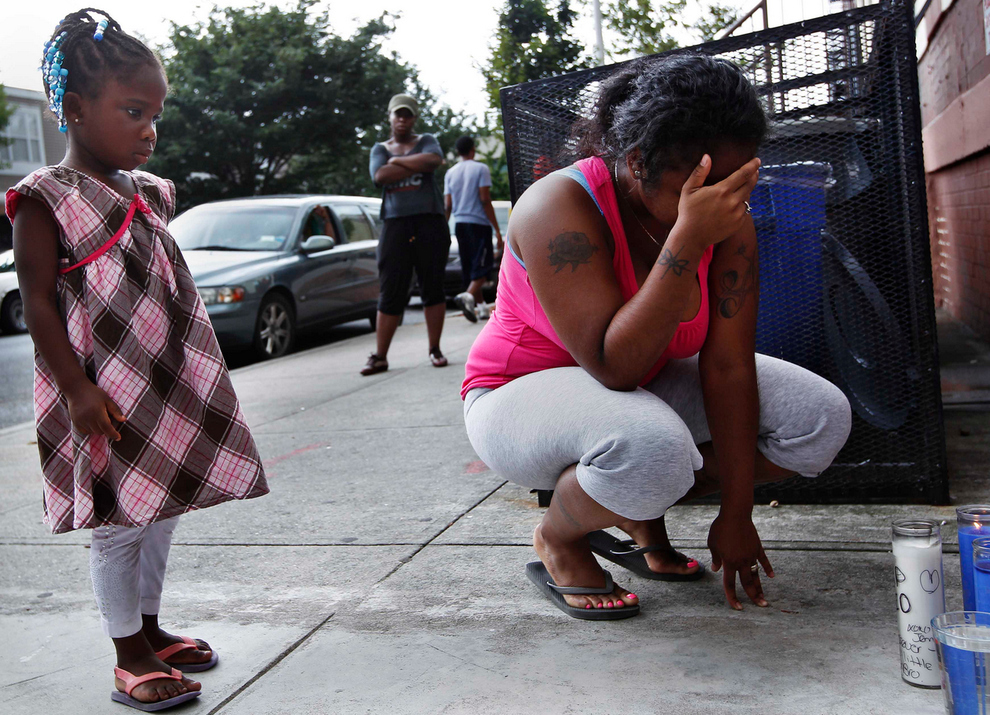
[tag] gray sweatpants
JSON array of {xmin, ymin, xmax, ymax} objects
[{"xmin": 463, "ymin": 355, "xmax": 851, "ymax": 521}]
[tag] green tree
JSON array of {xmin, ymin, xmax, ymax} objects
[
  {"xmin": 148, "ymin": 1, "xmax": 469, "ymax": 210},
  {"xmin": 603, "ymin": 1, "xmax": 739, "ymax": 58},
  {"xmin": 0, "ymin": 85, "xmax": 13, "ymax": 169},
  {"xmin": 604, "ymin": 0, "xmax": 685, "ymax": 57},
  {"xmin": 482, "ymin": 0, "xmax": 588, "ymax": 112}
]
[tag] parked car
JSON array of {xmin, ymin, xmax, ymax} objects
[
  {"xmin": 169, "ymin": 195, "xmax": 382, "ymax": 359},
  {"xmin": 0, "ymin": 250, "xmax": 27, "ymax": 334},
  {"xmin": 443, "ymin": 199, "xmax": 511, "ymax": 299}
]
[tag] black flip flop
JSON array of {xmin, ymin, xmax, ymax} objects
[
  {"xmin": 587, "ymin": 530, "xmax": 705, "ymax": 582},
  {"xmin": 525, "ymin": 561, "xmax": 640, "ymax": 620}
]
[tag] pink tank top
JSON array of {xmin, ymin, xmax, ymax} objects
[{"xmin": 461, "ymin": 156, "xmax": 713, "ymax": 399}]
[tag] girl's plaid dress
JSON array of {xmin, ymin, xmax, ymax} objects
[{"xmin": 5, "ymin": 166, "xmax": 269, "ymax": 534}]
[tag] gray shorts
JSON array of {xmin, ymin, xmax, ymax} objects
[{"xmin": 463, "ymin": 355, "xmax": 851, "ymax": 521}]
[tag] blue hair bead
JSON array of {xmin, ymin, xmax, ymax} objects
[
  {"xmin": 94, "ymin": 33, "xmax": 103, "ymax": 41},
  {"xmin": 59, "ymin": 125, "xmax": 67, "ymax": 133}
]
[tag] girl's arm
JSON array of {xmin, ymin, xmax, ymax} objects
[
  {"xmin": 519, "ymin": 155, "xmax": 760, "ymax": 391},
  {"xmin": 698, "ymin": 219, "xmax": 771, "ymax": 609},
  {"xmin": 13, "ymin": 196, "xmax": 124, "ymax": 440}
]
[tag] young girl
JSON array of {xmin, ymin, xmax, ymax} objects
[{"xmin": 6, "ymin": 9, "xmax": 269, "ymax": 711}]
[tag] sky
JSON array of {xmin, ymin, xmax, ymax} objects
[{"xmin": 0, "ymin": 0, "xmax": 840, "ymax": 121}]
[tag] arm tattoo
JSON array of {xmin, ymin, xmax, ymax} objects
[
  {"xmin": 715, "ymin": 243, "xmax": 757, "ymax": 319},
  {"xmin": 657, "ymin": 246, "xmax": 690, "ymax": 278},
  {"xmin": 548, "ymin": 232, "xmax": 598, "ymax": 273}
]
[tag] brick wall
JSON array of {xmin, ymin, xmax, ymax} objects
[
  {"xmin": 917, "ymin": 0, "xmax": 990, "ymax": 125},
  {"xmin": 927, "ymin": 150, "xmax": 990, "ymax": 337},
  {"xmin": 918, "ymin": 0, "xmax": 990, "ymax": 340}
]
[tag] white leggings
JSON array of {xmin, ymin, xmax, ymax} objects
[{"xmin": 89, "ymin": 516, "xmax": 179, "ymax": 638}]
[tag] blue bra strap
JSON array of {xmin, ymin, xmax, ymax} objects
[
  {"xmin": 553, "ymin": 166, "xmax": 604, "ymax": 216},
  {"xmin": 508, "ymin": 238, "xmax": 526, "ymax": 269},
  {"xmin": 508, "ymin": 165, "xmax": 603, "ymax": 273}
]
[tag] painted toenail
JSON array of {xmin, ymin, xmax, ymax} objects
[
  {"xmin": 586, "ymin": 604, "xmax": 592, "ymax": 609},
  {"xmin": 606, "ymin": 601, "xmax": 613, "ymax": 608},
  {"xmin": 595, "ymin": 603, "xmax": 603, "ymax": 608},
  {"xmin": 687, "ymin": 560, "xmax": 698, "ymax": 567},
  {"xmin": 627, "ymin": 593, "xmax": 637, "ymax": 599}
]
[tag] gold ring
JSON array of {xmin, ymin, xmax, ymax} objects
[{"xmin": 750, "ymin": 564, "xmax": 759, "ymax": 573}]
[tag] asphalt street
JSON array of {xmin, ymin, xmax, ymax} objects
[
  {"xmin": 0, "ymin": 332, "xmax": 34, "ymax": 430},
  {"xmin": 0, "ymin": 302, "xmax": 428, "ymax": 430}
]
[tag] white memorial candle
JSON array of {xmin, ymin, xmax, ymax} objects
[{"xmin": 892, "ymin": 519, "xmax": 946, "ymax": 688}]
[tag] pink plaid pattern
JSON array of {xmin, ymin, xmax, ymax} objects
[{"xmin": 6, "ymin": 166, "xmax": 268, "ymax": 533}]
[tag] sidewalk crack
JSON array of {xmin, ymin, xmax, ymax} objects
[
  {"xmin": 208, "ymin": 611, "xmax": 335, "ymax": 714},
  {"xmin": 374, "ymin": 481, "xmax": 508, "ymax": 584}
]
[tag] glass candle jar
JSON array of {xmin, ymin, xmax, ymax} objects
[
  {"xmin": 972, "ymin": 537, "xmax": 990, "ymax": 614},
  {"xmin": 957, "ymin": 506, "xmax": 990, "ymax": 611},
  {"xmin": 893, "ymin": 518, "xmax": 946, "ymax": 688}
]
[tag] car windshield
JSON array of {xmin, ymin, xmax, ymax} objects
[
  {"xmin": 494, "ymin": 206, "xmax": 510, "ymax": 234},
  {"xmin": 170, "ymin": 206, "xmax": 298, "ymax": 251},
  {"xmin": 0, "ymin": 250, "xmax": 14, "ymax": 273}
]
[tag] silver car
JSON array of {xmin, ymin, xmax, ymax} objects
[
  {"xmin": 0, "ymin": 250, "xmax": 26, "ymax": 335},
  {"xmin": 170, "ymin": 195, "xmax": 382, "ymax": 359}
]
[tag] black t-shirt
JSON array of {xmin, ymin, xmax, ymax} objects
[{"xmin": 369, "ymin": 134, "xmax": 445, "ymax": 220}]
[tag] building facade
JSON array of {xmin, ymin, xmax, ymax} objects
[
  {"xmin": 0, "ymin": 87, "xmax": 65, "ymax": 250},
  {"xmin": 917, "ymin": 0, "xmax": 990, "ymax": 339}
]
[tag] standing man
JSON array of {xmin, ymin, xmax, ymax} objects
[
  {"xmin": 444, "ymin": 136, "xmax": 503, "ymax": 322},
  {"xmin": 363, "ymin": 94, "xmax": 451, "ymax": 375}
]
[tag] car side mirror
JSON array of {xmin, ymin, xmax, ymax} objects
[{"xmin": 301, "ymin": 235, "xmax": 335, "ymax": 253}]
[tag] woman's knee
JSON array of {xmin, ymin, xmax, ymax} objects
[
  {"xmin": 763, "ymin": 376, "xmax": 852, "ymax": 477},
  {"xmin": 576, "ymin": 417, "xmax": 699, "ymax": 520}
]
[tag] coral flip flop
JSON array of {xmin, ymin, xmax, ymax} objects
[
  {"xmin": 587, "ymin": 529, "xmax": 705, "ymax": 582},
  {"xmin": 155, "ymin": 636, "xmax": 219, "ymax": 673},
  {"xmin": 111, "ymin": 667, "xmax": 200, "ymax": 711},
  {"xmin": 525, "ymin": 560, "xmax": 639, "ymax": 620}
]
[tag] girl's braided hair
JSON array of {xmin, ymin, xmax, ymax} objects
[
  {"xmin": 576, "ymin": 54, "xmax": 768, "ymax": 183},
  {"xmin": 42, "ymin": 8, "xmax": 164, "ymax": 122}
]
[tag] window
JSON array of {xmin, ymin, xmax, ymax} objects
[
  {"xmin": 0, "ymin": 105, "xmax": 46, "ymax": 174},
  {"xmin": 335, "ymin": 204, "xmax": 376, "ymax": 244}
]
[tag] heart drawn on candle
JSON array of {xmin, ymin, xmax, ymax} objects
[
  {"xmin": 895, "ymin": 566, "xmax": 906, "ymax": 584},
  {"xmin": 920, "ymin": 569, "xmax": 940, "ymax": 594}
]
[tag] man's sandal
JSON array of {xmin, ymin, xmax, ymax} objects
[
  {"xmin": 429, "ymin": 348, "xmax": 448, "ymax": 367},
  {"xmin": 588, "ymin": 529, "xmax": 705, "ymax": 581},
  {"xmin": 155, "ymin": 636, "xmax": 218, "ymax": 673},
  {"xmin": 111, "ymin": 667, "xmax": 200, "ymax": 711},
  {"xmin": 525, "ymin": 560, "xmax": 640, "ymax": 621}
]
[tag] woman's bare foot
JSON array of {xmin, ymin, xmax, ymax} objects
[
  {"xmin": 617, "ymin": 517, "xmax": 703, "ymax": 577},
  {"xmin": 533, "ymin": 522, "xmax": 639, "ymax": 611},
  {"xmin": 114, "ymin": 653, "xmax": 201, "ymax": 703}
]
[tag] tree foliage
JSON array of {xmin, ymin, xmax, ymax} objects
[
  {"xmin": 148, "ymin": 1, "xmax": 470, "ymax": 211},
  {"xmin": 604, "ymin": 1, "xmax": 739, "ymax": 58},
  {"xmin": 0, "ymin": 85, "xmax": 13, "ymax": 168},
  {"xmin": 482, "ymin": 0, "xmax": 588, "ymax": 112}
]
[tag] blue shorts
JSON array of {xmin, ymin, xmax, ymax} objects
[{"xmin": 455, "ymin": 222, "xmax": 494, "ymax": 285}]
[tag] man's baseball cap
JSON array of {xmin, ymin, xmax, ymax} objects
[{"xmin": 388, "ymin": 94, "xmax": 419, "ymax": 116}]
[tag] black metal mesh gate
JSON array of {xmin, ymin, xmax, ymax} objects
[{"xmin": 500, "ymin": 0, "xmax": 947, "ymax": 504}]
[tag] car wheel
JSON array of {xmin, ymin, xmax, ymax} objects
[
  {"xmin": 253, "ymin": 294, "xmax": 295, "ymax": 360},
  {"xmin": 0, "ymin": 292, "xmax": 27, "ymax": 334}
]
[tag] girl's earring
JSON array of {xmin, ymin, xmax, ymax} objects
[
  {"xmin": 73, "ymin": 118, "xmax": 79, "ymax": 124},
  {"xmin": 634, "ymin": 170, "xmax": 642, "ymax": 178}
]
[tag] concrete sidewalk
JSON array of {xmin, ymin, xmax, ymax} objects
[{"xmin": 1, "ymin": 309, "xmax": 987, "ymax": 714}]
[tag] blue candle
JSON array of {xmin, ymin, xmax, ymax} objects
[
  {"xmin": 974, "ymin": 538, "xmax": 990, "ymax": 613},
  {"xmin": 933, "ymin": 612, "xmax": 990, "ymax": 715},
  {"xmin": 957, "ymin": 506, "xmax": 990, "ymax": 612}
]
